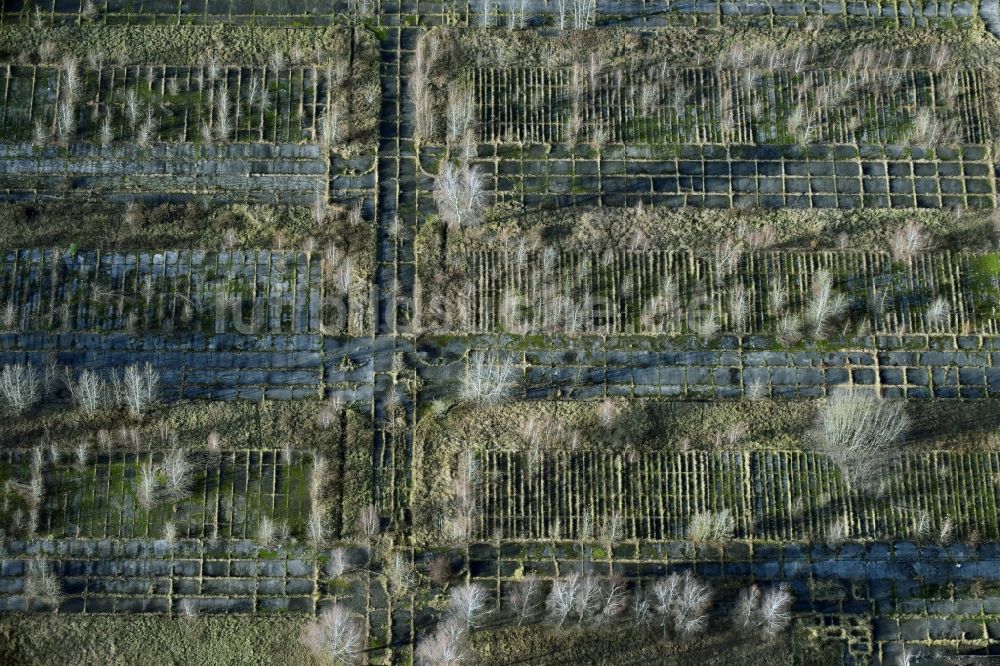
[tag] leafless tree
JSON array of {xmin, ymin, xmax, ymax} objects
[
  {"xmin": 758, "ymin": 584, "xmax": 793, "ymax": 636},
  {"xmin": 446, "ymin": 449, "xmax": 479, "ymax": 543},
  {"xmin": 815, "ymin": 386, "xmax": 909, "ymax": 487},
  {"xmin": 161, "ymin": 448, "xmax": 191, "ymax": 502},
  {"xmin": 805, "ymin": 270, "xmax": 847, "ymax": 338},
  {"xmin": 385, "ymin": 552, "xmax": 415, "ymax": 600},
  {"xmin": 597, "ymin": 574, "xmax": 629, "ymax": 624},
  {"xmin": 66, "ymin": 368, "xmax": 105, "ymax": 415},
  {"xmin": 925, "ymin": 296, "xmax": 950, "ymax": 331},
  {"xmin": 653, "ymin": 572, "xmax": 712, "ymax": 639},
  {"xmin": 135, "ymin": 461, "xmax": 158, "ymax": 510},
  {"xmin": 327, "ymin": 548, "xmax": 351, "ymax": 577},
  {"xmin": 446, "ymin": 84, "xmax": 475, "ymax": 145},
  {"xmin": 687, "ymin": 509, "xmax": 735, "ymax": 543},
  {"xmin": 508, "ymin": 574, "xmax": 542, "ymax": 625},
  {"xmin": 300, "ymin": 604, "xmax": 364, "ymax": 664},
  {"xmin": 448, "ymin": 581, "xmax": 490, "ymax": 629},
  {"xmin": 357, "ymin": 503, "xmax": 380, "ymax": 544},
  {"xmin": 574, "ymin": 573, "xmax": 602, "ymax": 625},
  {"xmin": 433, "ymin": 163, "xmax": 486, "ymax": 230},
  {"xmin": 415, "ymin": 617, "xmax": 469, "ymax": 665},
  {"xmin": 546, "ymin": 572, "xmax": 580, "ymax": 628},
  {"xmin": 0, "ymin": 363, "xmax": 41, "ymax": 415},
  {"xmin": 115, "ymin": 362, "xmax": 159, "ymax": 416},
  {"xmin": 461, "ymin": 351, "xmax": 517, "ymax": 404},
  {"xmin": 23, "ymin": 558, "xmax": 62, "ymax": 609},
  {"xmin": 734, "ymin": 583, "xmax": 793, "ymax": 637},
  {"xmin": 890, "ymin": 222, "xmax": 926, "ymax": 263}
]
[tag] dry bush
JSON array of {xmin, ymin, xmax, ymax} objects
[
  {"xmin": 814, "ymin": 387, "xmax": 909, "ymax": 487},
  {"xmin": 428, "ymin": 555, "xmax": 455, "ymax": 586},
  {"xmin": 300, "ymin": 604, "xmax": 364, "ymax": 665}
]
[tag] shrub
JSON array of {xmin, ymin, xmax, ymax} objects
[
  {"xmin": 300, "ymin": 604, "xmax": 364, "ymax": 665},
  {"xmin": 814, "ymin": 387, "xmax": 909, "ymax": 487}
]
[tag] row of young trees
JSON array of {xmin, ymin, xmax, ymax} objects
[
  {"xmin": 0, "ymin": 362, "xmax": 160, "ymax": 417},
  {"xmin": 301, "ymin": 561, "xmax": 793, "ymax": 664}
]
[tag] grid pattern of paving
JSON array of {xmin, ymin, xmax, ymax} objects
[
  {"xmin": 465, "ymin": 143, "xmax": 998, "ymax": 209},
  {"xmin": 0, "ymin": 143, "xmax": 327, "ymax": 204}
]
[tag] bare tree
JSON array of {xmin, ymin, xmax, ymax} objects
[
  {"xmin": 814, "ymin": 387, "xmax": 909, "ymax": 487},
  {"xmin": 805, "ymin": 270, "xmax": 847, "ymax": 338},
  {"xmin": 508, "ymin": 574, "xmax": 542, "ymax": 626},
  {"xmin": 734, "ymin": 583, "xmax": 793, "ymax": 637},
  {"xmin": 597, "ymin": 573, "xmax": 629, "ymax": 624},
  {"xmin": 446, "ymin": 84, "xmax": 475, "ymax": 145},
  {"xmin": 161, "ymin": 448, "xmax": 191, "ymax": 502},
  {"xmin": 758, "ymin": 584, "xmax": 793, "ymax": 636},
  {"xmin": 433, "ymin": 163, "xmax": 486, "ymax": 230},
  {"xmin": 574, "ymin": 573, "xmax": 602, "ymax": 625},
  {"xmin": 66, "ymin": 368, "xmax": 105, "ymax": 415},
  {"xmin": 448, "ymin": 581, "xmax": 490, "ymax": 629},
  {"xmin": 415, "ymin": 617, "xmax": 469, "ymax": 665},
  {"xmin": 0, "ymin": 363, "xmax": 41, "ymax": 415},
  {"xmin": 652, "ymin": 572, "xmax": 712, "ymax": 639},
  {"xmin": 115, "ymin": 362, "xmax": 159, "ymax": 416},
  {"xmin": 327, "ymin": 548, "xmax": 351, "ymax": 577},
  {"xmin": 687, "ymin": 509, "xmax": 735, "ymax": 543},
  {"xmin": 546, "ymin": 572, "xmax": 580, "ymax": 628},
  {"xmin": 135, "ymin": 462, "xmax": 158, "ymax": 510},
  {"xmin": 357, "ymin": 503, "xmax": 380, "ymax": 544},
  {"xmin": 890, "ymin": 222, "xmax": 926, "ymax": 263},
  {"xmin": 23, "ymin": 558, "xmax": 62, "ymax": 609},
  {"xmin": 300, "ymin": 604, "xmax": 364, "ymax": 665},
  {"xmin": 461, "ymin": 351, "xmax": 518, "ymax": 404}
]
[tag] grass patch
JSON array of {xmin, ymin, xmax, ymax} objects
[
  {"xmin": 0, "ymin": 615, "xmax": 320, "ymax": 666},
  {"xmin": 472, "ymin": 624, "xmax": 842, "ymax": 665},
  {"xmin": 0, "ymin": 399, "xmax": 343, "ymax": 455}
]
